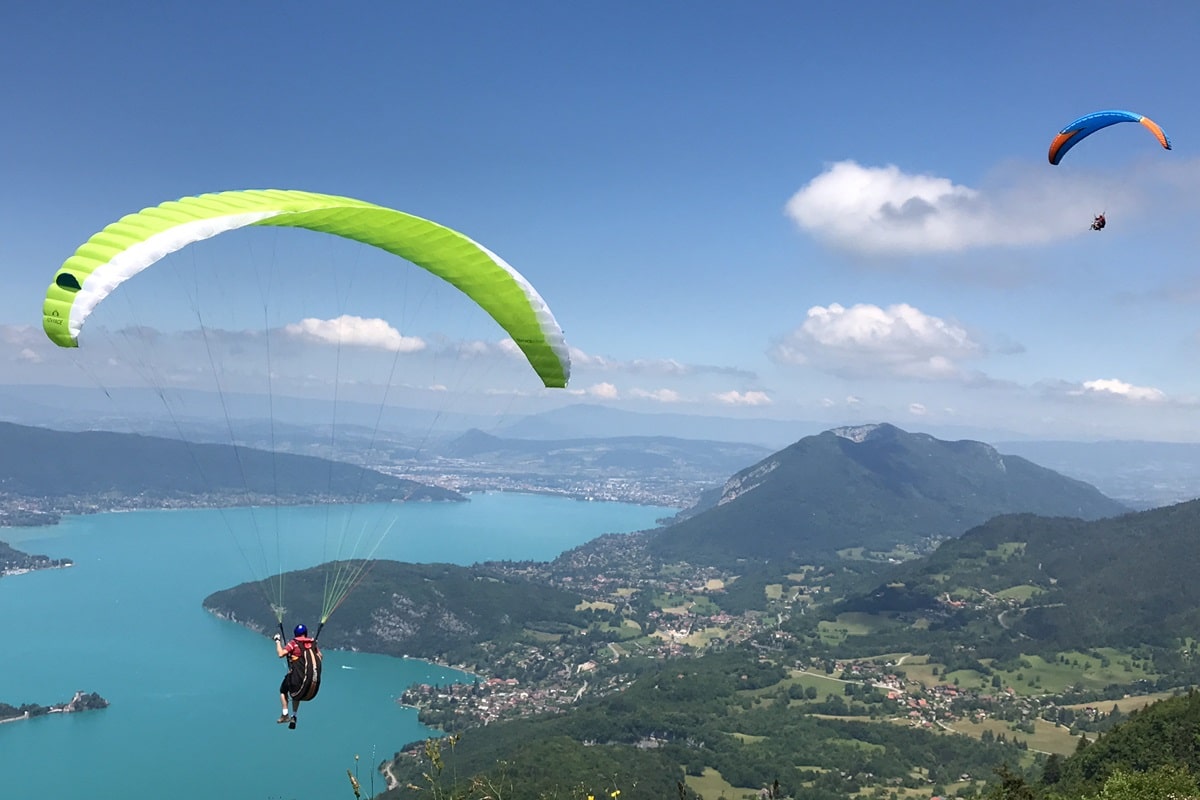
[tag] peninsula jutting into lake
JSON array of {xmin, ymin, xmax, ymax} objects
[
  {"xmin": 0, "ymin": 539, "xmax": 72, "ymax": 577},
  {"xmin": 0, "ymin": 691, "xmax": 109, "ymax": 724}
]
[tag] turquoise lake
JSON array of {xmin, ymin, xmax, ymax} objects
[{"xmin": 0, "ymin": 493, "xmax": 665, "ymax": 800}]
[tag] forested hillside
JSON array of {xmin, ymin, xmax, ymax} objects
[
  {"xmin": 840, "ymin": 499, "xmax": 1200, "ymax": 650},
  {"xmin": 204, "ymin": 561, "xmax": 586, "ymax": 663},
  {"xmin": 1044, "ymin": 690, "xmax": 1200, "ymax": 797}
]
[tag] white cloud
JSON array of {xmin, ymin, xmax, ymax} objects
[
  {"xmin": 2, "ymin": 325, "xmax": 52, "ymax": 363},
  {"xmin": 587, "ymin": 382, "xmax": 619, "ymax": 399},
  {"xmin": 784, "ymin": 160, "xmax": 1097, "ymax": 254},
  {"xmin": 770, "ymin": 302, "xmax": 982, "ymax": 381},
  {"xmin": 908, "ymin": 403, "xmax": 928, "ymax": 416},
  {"xmin": 1074, "ymin": 378, "xmax": 1166, "ymax": 403},
  {"xmin": 629, "ymin": 358, "xmax": 689, "ymax": 376},
  {"xmin": 433, "ymin": 338, "xmax": 543, "ymax": 367},
  {"xmin": 629, "ymin": 388, "xmax": 683, "ymax": 403},
  {"xmin": 458, "ymin": 339, "xmax": 496, "ymax": 357},
  {"xmin": 283, "ymin": 315, "xmax": 425, "ymax": 352},
  {"xmin": 713, "ymin": 390, "xmax": 772, "ymax": 406},
  {"xmin": 568, "ymin": 347, "xmax": 614, "ymax": 370},
  {"xmin": 823, "ymin": 394, "xmax": 864, "ymax": 409},
  {"xmin": 1, "ymin": 324, "xmax": 37, "ymax": 344}
]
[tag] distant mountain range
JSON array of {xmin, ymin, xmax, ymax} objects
[
  {"xmin": 0, "ymin": 421, "xmax": 461, "ymax": 505},
  {"xmin": 647, "ymin": 423, "xmax": 1128, "ymax": 567},
  {"xmin": 5, "ymin": 384, "xmax": 1200, "ymax": 506},
  {"xmin": 494, "ymin": 403, "xmax": 824, "ymax": 448},
  {"xmin": 994, "ymin": 439, "xmax": 1200, "ymax": 509},
  {"xmin": 0, "ymin": 385, "xmax": 1019, "ymax": 448}
]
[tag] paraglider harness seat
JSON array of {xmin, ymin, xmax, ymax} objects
[
  {"xmin": 281, "ymin": 634, "xmax": 322, "ymax": 703},
  {"xmin": 1091, "ymin": 213, "xmax": 1106, "ymax": 231}
]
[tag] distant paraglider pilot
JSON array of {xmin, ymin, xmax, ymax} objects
[
  {"xmin": 1091, "ymin": 213, "xmax": 1106, "ymax": 231},
  {"xmin": 275, "ymin": 624, "xmax": 321, "ymax": 729}
]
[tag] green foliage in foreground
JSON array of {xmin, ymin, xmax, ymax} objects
[
  {"xmin": 976, "ymin": 692, "xmax": 1200, "ymax": 800},
  {"xmin": 390, "ymin": 684, "xmax": 1200, "ymax": 800},
  {"xmin": 398, "ymin": 734, "xmax": 689, "ymax": 800},
  {"xmin": 1046, "ymin": 689, "xmax": 1200, "ymax": 797}
]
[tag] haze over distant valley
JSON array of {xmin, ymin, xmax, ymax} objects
[{"xmin": 3, "ymin": 384, "xmax": 1196, "ymax": 511}]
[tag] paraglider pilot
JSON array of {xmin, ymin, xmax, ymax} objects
[
  {"xmin": 275, "ymin": 624, "xmax": 321, "ymax": 728},
  {"xmin": 1091, "ymin": 213, "xmax": 1106, "ymax": 231}
]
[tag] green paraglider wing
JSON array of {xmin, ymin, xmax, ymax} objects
[{"xmin": 43, "ymin": 189, "xmax": 570, "ymax": 388}]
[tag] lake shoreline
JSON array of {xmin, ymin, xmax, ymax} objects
[
  {"xmin": 207, "ymin": 606, "xmax": 481, "ymax": 680},
  {"xmin": 0, "ymin": 496, "xmax": 663, "ymax": 800}
]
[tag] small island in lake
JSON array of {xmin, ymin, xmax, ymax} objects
[
  {"xmin": 0, "ymin": 540, "xmax": 72, "ymax": 578},
  {"xmin": 0, "ymin": 691, "xmax": 109, "ymax": 724}
]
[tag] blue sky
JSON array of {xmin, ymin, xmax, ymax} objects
[{"xmin": 3, "ymin": 1, "xmax": 1200, "ymax": 441}]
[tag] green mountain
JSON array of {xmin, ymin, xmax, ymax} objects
[
  {"xmin": 844, "ymin": 498, "xmax": 1200, "ymax": 651},
  {"xmin": 0, "ymin": 421, "xmax": 462, "ymax": 504},
  {"xmin": 647, "ymin": 423, "xmax": 1128, "ymax": 567},
  {"xmin": 203, "ymin": 561, "xmax": 585, "ymax": 663}
]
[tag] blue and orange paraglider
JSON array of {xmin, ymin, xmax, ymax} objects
[
  {"xmin": 1048, "ymin": 109, "xmax": 1171, "ymax": 166},
  {"xmin": 1048, "ymin": 110, "xmax": 1172, "ymax": 230}
]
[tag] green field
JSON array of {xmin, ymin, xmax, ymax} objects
[
  {"xmin": 655, "ymin": 592, "xmax": 720, "ymax": 616},
  {"xmin": 894, "ymin": 655, "xmax": 941, "ymax": 686},
  {"xmin": 684, "ymin": 767, "xmax": 759, "ymax": 800},
  {"xmin": 817, "ymin": 612, "xmax": 896, "ymax": 643},
  {"xmin": 946, "ymin": 716, "xmax": 1081, "ymax": 755},
  {"xmin": 941, "ymin": 668, "xmax": 990, "ymax": 689},
  {"xmin": 989, "ymin": 649, "xmax": 1157, "ymax": 694},
  {"xmin": 1061, "ymin": 690, "xmax": 1178, "ymax": 713},
  {"xmin": 993, "ymin": 584, "xmax": 1044, "ymax": 601},
  {"xmin": 985, "ymin": 542, "xmax": 1026, "ymax": 559},
  {"xmin": 782, "ymin": 669, "xmax": 850, "ymax": 698},
  {"xmin": 894, "ymin": 648, "xmax": 1158, "ymax": 695},
  {"xmin": 576, "ymin": 600, "xmax": 616, "ymax": 611},
  {"xmin": 826, "ymin": 737, "xmax": 886, "ymax": 753},
  {"xmin": 739, "ymin": 668, "xmax": 848, "ymax": 703},
  {"xmin": 592, "ymin": 621, "xmax": 643, "ymax": 641}
]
